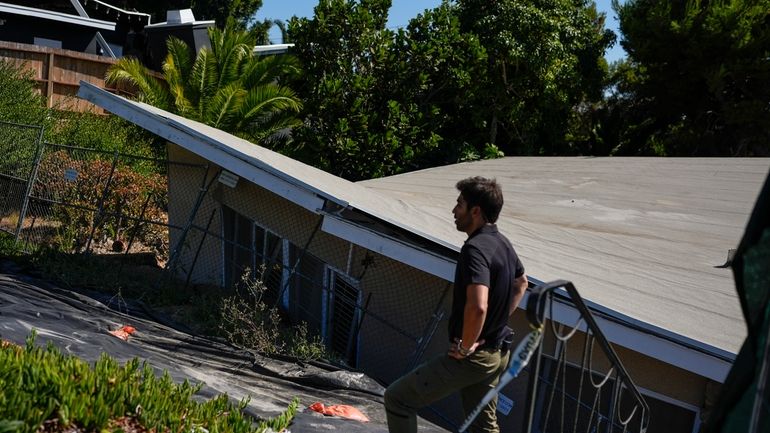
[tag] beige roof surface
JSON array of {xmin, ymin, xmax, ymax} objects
[{"xmin": 360, "ymin": 157, "xmax": 770, "ymax": 355}]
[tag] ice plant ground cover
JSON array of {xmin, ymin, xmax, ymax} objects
[{"xmin": 0, "ymin": 332, "xmax": 298, "ymax": 433}]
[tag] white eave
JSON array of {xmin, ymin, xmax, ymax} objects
[
  {"xmin": 145, "ymin": 20, "xmax": 215, "ymax": 29},
  {"xmin": 253, "ymin": 43, "xmax": 294, "ymax": 56},
  {"xmin": 0, "ymin": 2, "xmax": 116, "ymax": 31}
]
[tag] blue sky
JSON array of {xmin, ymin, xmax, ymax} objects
[{"xmin": 254, "ymin": 0, "xmax": 626, "ymax": 63}]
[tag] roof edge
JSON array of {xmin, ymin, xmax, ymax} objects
[{"xmin": 0, "ymin": 2, "xmax": 116, "ymax": 30}]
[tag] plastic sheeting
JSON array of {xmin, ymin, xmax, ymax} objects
[{"xmin": 0, "ymin": 260, "xmax": 448, "ymax": 433}]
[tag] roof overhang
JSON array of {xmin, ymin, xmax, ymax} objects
[
  {"xmin": 524, "ymin": 277, "xmax": 734, "ymax": 382},
  {"xmin": 77, "ymin": 81, "xmax": 452, "ymax": 280},
  {"xmin": 254, "ymin": 44, "xmax": 294, "ymax": 56},
  {"xmin": 77, "ymin": 81, "xmax": 735, "ymax": 383},
  {"xmin": 0, "ymin": 2, "xmax": 116, "ymax": 31}
]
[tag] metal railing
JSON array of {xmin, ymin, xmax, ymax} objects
[{"xmin": 524, "ymin": 280, "xmax": 650, "ymax": 433}]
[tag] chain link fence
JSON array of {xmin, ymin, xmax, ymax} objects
[
  {"xmin": 0, "ymin": 121, "xmax": 43, "ymax": 237},
  {"xmin": 0, "ymin": 120, "xmax": 453, "ymax": 389}
]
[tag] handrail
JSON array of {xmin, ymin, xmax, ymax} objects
[{"xmin": 525, "ymin": 280, "xmax": 650, "ymax": 433}]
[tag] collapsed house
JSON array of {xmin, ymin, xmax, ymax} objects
[{"xmin": 78, "ymin": 81, "xmax": 770, "ymax": 433}]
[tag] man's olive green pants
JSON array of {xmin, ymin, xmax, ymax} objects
[{"xmin": 384, "ymin": 348, "xmax": 510, "ymax": 433}]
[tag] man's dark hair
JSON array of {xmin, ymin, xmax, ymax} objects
[{"xmin": 456, "ymin": 176, "xmax": 504, "ymax": 223}]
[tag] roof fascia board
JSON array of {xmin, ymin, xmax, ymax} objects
[
  {"xmin": 321, "ymin": 214, "xmax": 456, "ymax": 281},
  {"xmin": 0, "ymin": 3, "xmax": 115, "ymax": 30},
  {"xmin": 162, "ymin": 118, "xmax": 349, "ymax": 210},
  {"xmin": 77, "ymin": 82, "xmax": 325, "ymax": 212},
  {"xmin": 145, "ymin": 20, "xmax": 216, "ymax": 29},
  {"xmin": 523, "ymin": 291, "xmax": 732, "ymax": 382}
]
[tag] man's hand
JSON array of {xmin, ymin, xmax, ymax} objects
[{"xmin": 448, "ymin": 337, "xmax": 485, "ymax": 360}]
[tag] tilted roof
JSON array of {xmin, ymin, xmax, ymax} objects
[
  {"xmin": 360, "ymin": 157, "xmax": 770, "ymax": 358},
  {"xmin": 78, "ymin": 82, "xmax": 769, "ymax": 380}
]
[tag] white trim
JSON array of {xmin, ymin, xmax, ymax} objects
[
  {"xmin": 253, "ymin": 44, "xmax": 294, "ymax": 56},
  {"xmin": 77, "ymin": 82, "xmax": 326, "ymax": 213},
  {"xmin": 0, "ymin": 3, "xmax": 116, "ymax": 30},
  {"xmin": 321, "ymin": 214, "xmax": 456, "ymax": 281},
  {"xmin": 527, "ymin": 290, "xmax": 733, "ymax": 382},
  {"xmin": 165, "ymin": 116, "xmax": 348, "ymax": 209},
  {"xmin": 145, "ymin": 19, "xmax": 215, "ymax": 29}
]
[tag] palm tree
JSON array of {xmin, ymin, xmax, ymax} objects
[{"xmin": 106, "ymin": 22, "xmax": 302, "ymax": 145}]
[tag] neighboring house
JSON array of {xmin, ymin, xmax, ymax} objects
[
  {"xmin": 78, "ymin": 81, "xmax": 770, "ymax": 433},
  {"xmin": 0, "ymin": 0, "xmax": 150, "ymax": 57}
]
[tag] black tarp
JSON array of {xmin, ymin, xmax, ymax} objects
[{"xmin": 0, "ymin": 260, "xmax": 448, "ymax": 432}]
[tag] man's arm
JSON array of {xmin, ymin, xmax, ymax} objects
[
  {"xmin": 509, "ymin": 273, "xmax": 528, "ymax": 317},
  {"xmin": 449, "ymin": 283, "xmax": 488, "ymax": 359}
]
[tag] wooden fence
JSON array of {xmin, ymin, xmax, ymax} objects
[{"xmin": 0, "ymin": 41, "xmax": 138, "ymax": 113}]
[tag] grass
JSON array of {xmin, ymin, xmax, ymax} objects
[{"xmin": 0, "ymin": 333, "xmax": 298, "ymax": 433}]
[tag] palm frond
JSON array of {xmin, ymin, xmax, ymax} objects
[
  {"xmin": 204, "ymin": 83, "xmax": 246, "ymax": 129},
  {"xmin": 105, "ymin": 58, "xmax": 171, "ymax": 111},
  {"xmin": 209, "ymin": 20, "xmax": 256, "ymax": 89},
  {"xmin": 163, "ymin": 38, "xmax": 195, "ymax": 116},
  {"xmin": 240, "ymin": 55, "xmax": 303, "ymax": 89},
  {"xmin": 239, "ymin": 85, "xmax": 302, "ymax": 120},
  {"xmin": 189, "ymin": 48, "xmax": 220, "ymax": 120}
]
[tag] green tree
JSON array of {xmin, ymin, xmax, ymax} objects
[
  {"xmin": 456, "ymin": 0, "xmax": 614, "ymax": 155},
  {"xmin": 289, "ymin": 0, "xmax": 446, "ymax": 180},
  {"xmin": 288, "ymin": 0, "xmax": 614, "ymax": 180},
  {"xmin": 106, "ymin": 22, "xmax": 302, "ymax": 145},
  {"xmin": 390, "ymin": 2, "xmax": 490, "ymax": 164},
  {"xmin": 609, "ymin": 0, "xmax": 770, "ymax": 156}
]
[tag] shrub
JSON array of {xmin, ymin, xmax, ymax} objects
[
  {"xmin": 0, "ymin": 332, "xmax": 298, "ymax": 433},
  {"xmin": 33, "ymin": 150, "xmax": 168, "ymax": 256},
  {"xmin": 220, "ymin": 269, "xmax": 331, "ymax": 362},
  {"xmin": 0, "ymin": 60, "xmax": 49, "ymax": 127}
]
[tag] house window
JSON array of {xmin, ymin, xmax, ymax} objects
[
  {"xmin": 327, "ymin": 269, "xmax": 362, "ymax": 367},
  {"xmin": 222, "ymin": 205, "xmax": 283, "ymax": 298},
  {"xmin": 288, "ymin": 243, "xmax": 326, "ymax": 334},
  {"xmin": 222, "ymin": 206, "xmax": 362, "ymax": 365},
  {"xmin": 222, "ymin": 205, "xmax": 254, "ymax": 288}
]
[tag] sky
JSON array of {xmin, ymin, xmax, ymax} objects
[{"xmin": 254, "ymin": 0, "xmax": 626, "ymax": 63}]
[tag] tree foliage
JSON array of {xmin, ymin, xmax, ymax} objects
[
  {"xmin": 608, "ymin": 0, "xmax": 770, "ymax": 156},
  {"xmin": 107, "ymin": 22, "xmax": 302, "ymax": 145},
  {"xmin": 455, "ymin": 0, "xmax": 615, "ymax": 155},
  {"xmin": 288, "ymin": 0, "xmax": 442, "ymax": 180},
  {"xmin": 288, "ymin": 0, "xmax": 612, "ymax": 180}
]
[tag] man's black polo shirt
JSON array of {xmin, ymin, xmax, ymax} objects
[{"xmin": 448, "ymin": 224, "xmax": 525, "ymax": 348}]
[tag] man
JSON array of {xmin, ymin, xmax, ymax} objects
[{"xmin": 385, "ymin": 176, "xmax": 528, "ymax": 433}]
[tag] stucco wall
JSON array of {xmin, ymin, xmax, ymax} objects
[{"xmin": 166, "ymin": 144, "xmax": 452, "ymax": 384}]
